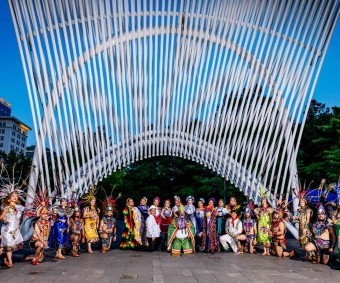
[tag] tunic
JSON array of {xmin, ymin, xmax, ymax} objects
[{"xmin": 254, "ymin": 206, "xmax": 273, "ymax": 245}]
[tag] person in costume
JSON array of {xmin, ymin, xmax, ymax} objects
[
  {"xmin": 226, "ymin": 197, "xmax": 241, "ymax": 214},
  {"xmin": 167, "ymin": 205, "xmax": 195, "ymax": 255},
  {"xmin": 0, "ymin": 189, "xmax": 25, "ymax": 268},
  {"xmin": 146, "ymin": 205, "xmax": 161, "ymax": 252},
  {"xmin": 293, "ymin": 197, "xmax": 313, "ymax": 249},
  {"xmin": 270, "ymin": 210, "xmax": 296, "ymax": 258},
  {"xmin": 69, "ymin": 205, "xmax": 85, "ymax": 257},
  {"xmin": 215, "ymin": 199, "xmax": 229, "ymax": 238},
  {"xmin": 160, "ymin": 199, "xmax": 172, "ymax": 250},
  {"xmin": 23, "ymin": 191, "xmax": 51, "ymax": 264},
  {"xmin": 153, "ymin": 197, "xmax": 162, "ymax": 218},
  {"xmin": 50, "ymin": 197, "xmax": 72, "ymax": 259},
  {"xmin": 239, "ymin": 207, "xmax": 257, "ymax": 254},
  {"xmin": 99, "ymin": 201, "xmax": 117, "ymax": 254},
  {"xmin": 172, "ymin": 196, "xmax": 182, "ymax": 217},
  {"xmin": 120, "ymin": 198, "xmax": 142, "ymax": 249},
  {"xmin": 82, "ymin": 187, "xmax": 100, "ymax": 253},
  {"xmin": 206, "ymin": 198, "xmax": 216, "ymax": 211},
  {"xmin": 29, "ymin": 206, "xmax": 51, "ymax": 265},
  {"xmin": 254, "ymin": 196, "xmax": 273, "ymax": 256},
  {"xmin": 195, "ymin": 198, "xmax": 205, "ymax": 235},
  {"xmin": 185, "ymin": 196, "xmax": 197, "ymax": 234},
  {"xmin": 199, "ymin": 206, "xmax": 218, "ymax": 253},
  {"xmin": 220, "ymin": 210, "xmax": 243, "ymax": 253},
  {"xmin": 304, "ymin": 205, "xmax": 336, "ymax": 264},
  {"xmin": 137, "ymin": 197, "xmax": 149, "ymax": 247},
  {"xmin": 331, "ymin": 198, "xmax": 340, "ymax": 261}
]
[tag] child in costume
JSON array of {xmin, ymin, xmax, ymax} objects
[{"xmin": 239, "ymin": 207, "xmax": 257, "ymax": 253}]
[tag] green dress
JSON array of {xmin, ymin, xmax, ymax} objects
[{"xmin": 255, "ymin": 206, "xmax": 273, "ymax": 245}]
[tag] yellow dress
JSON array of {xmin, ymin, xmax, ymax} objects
[{"xmin": 83, "ymin": 206, "xmax": 99, "ymax": 243}]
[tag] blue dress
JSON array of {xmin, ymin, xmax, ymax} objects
[
  {"xmin": 52, "ymin": 208, "xmax": 69, "ymax": 249},
  {"xmin": 195, "ymin": 209, "xmax": 205, "ymax": 234}
]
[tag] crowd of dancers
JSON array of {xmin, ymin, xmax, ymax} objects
[{"xmin": 0, "ymin": 185, "xmax": 340, "ymax": 269}]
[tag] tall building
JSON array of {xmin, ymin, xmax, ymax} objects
[{"xmin": 0, "ymin": 98, "xmax": 31, "ymax": 155}]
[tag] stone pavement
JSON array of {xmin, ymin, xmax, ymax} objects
[{"xmin": 1, "ymin": 245, "xmax": 340, "ymax": 283}]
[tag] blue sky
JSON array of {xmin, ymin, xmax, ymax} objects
[{"xmin": 0, "ymin": 2, "xmax": 339, "ymax": 146}]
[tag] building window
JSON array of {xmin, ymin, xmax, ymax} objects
[
  {"xmin": 0, "ymin": 136, "xmax": 3, "ymax": 141},
  {"xmin": 12, "ymin": 131, "xmax": 15, "ymax": 136},
  {"xmin": 0, "ymin": 143, "xmax": 3, "ymax": 147}
]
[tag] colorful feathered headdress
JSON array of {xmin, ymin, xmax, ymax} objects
[
  {"xmin": 0, "ymin": 164, "xmax": 27, "ymax": 202},
  {"xmin": 82, "ymin": 185, "xmax": 98, "ymax": 206}
]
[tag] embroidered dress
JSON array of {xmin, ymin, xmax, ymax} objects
[
  {"xmin": 83, "ymin": 206, "xmax": 99, "ymax": 243},
  {"xmin": 1, "ymin": 204, "xmax": 24, "ymax": 252},
  {"xmin": 120, "ymin": 205, "xmax": 141, "ymax": 249},
  {"xmin": 254, "ymin": 206, "xmax": 273, "ymax": 246},
  {"xmin": 199, "ymin": 215, "xmax": 219, "ymax": 253}
]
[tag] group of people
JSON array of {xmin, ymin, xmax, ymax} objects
[
  {"xmin": 0, "ymin": 187, "xmax": 117, "ymax": 267},
  {"xmin": 1, "ymin": 186, "xmax": 340, "ymax": 269}
]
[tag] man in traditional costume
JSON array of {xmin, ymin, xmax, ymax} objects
[
  {"xmin": 199, "ymin": 206, "xmax": 218, "ymax": 253},
  {"xmin": 0, "ymin": 189, "xmax": 25, "ymax": 268},
  {"xmin": 137, "ymin": 197, "xmax": 149, "ymax": 247},
  {"xmin": 220, "ymin": 210, "xmax": 243, "ymax": 253},
  {"xmin": 69, "ymin": 205, "xmax": 85, "ymax": 257},
  {"xmin": 167, "ymin": 205, "xmax": 195, "ymax": 255},
  {"xmin": 146, "ymin": 205, "xmax": 161, "ymax": 252},
  {"xmin": 304, "ymin": 205, "xmax": 336, "ymax": 264},
  {"xmin": 120, "ymin": 198, "xmax": 142, "ymax": 249},
  {"xmin": 99, "ymin": 197, "xmax": 117, "ymax": 254},
  {"xmin": 82, "ymin": 187, "xmax": 100, "ymax": 253}
]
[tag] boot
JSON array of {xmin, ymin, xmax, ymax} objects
[
  {"xmin": 71, "ymin": 243, "xmax": 79, "ymax": 257},
  {"xmin": 311, "ymin": 251, "xmax": 319, "ymax": 264}
]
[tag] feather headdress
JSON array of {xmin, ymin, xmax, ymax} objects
[
  {"xmin": 259, "ymin": 187, "xmax": 269, "ymax": 198},
  {"xmin": 102, "ymin": 186, "xmax": 121, "ymax": 213},
  {"xmin": 0, "ymin": 164, "xmax": 27, "ymax": 202},
  {"xmin": 82, "ymin": 185, "xmax": 98, "ymax": 206}
]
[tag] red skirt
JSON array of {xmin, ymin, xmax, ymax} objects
[{"xmin": 160, "ymin": 216, "xmax": 172, "ymax": 234}]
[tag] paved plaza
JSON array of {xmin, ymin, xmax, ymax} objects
[{"xmin": 1, "ymin": 241, "xmax": 340, "ymax": 283}]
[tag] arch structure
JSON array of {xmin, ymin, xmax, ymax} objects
[{"xmin": 9, "ymin": 0, "xmax": 339, "ymax": 206}]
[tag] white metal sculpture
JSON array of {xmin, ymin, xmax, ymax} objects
[{"xmin": 8, "ymin": 0, "xmax": 339, "ymax": 210}]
